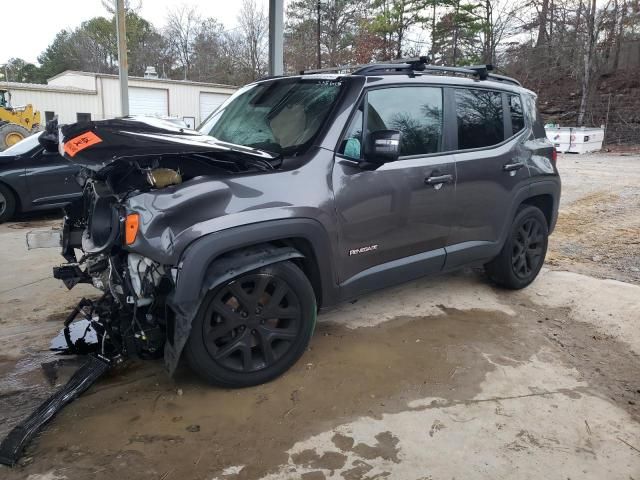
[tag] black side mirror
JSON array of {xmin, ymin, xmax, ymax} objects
[
  {"xmin": 39, "ymin": 117, "xmax": 59, "ymax": 153},
  {"xmin": 364, "ymin": 129, "xmax": 401, "ymax": 164}
]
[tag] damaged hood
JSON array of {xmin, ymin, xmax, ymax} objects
[{"xmin": 58, "ymin": 116, "xmax": 278, "ymax": 171}]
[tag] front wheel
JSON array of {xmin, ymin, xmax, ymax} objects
[
  {"xmin": 185, "ymin": 261, "xmax": 317, "ymax": 387},
  {"xmin": 485, "ymin": 205, "xmax": 549, "ymax": 290}
]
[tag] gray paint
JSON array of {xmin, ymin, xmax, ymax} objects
[{"xmin": 57, "ymin": 72, "xmax": 560, "ymax": 373}]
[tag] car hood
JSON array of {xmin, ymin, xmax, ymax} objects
[{"xmin": 58, "ymin": 116, "xmax": 278, "ymax": 172}]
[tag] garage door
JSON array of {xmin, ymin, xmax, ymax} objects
[
  {"xmin": 199, "ymin": 92, "xmax": 228, "ymax": 125},
  {"xmin": 129, "ymin": 87, "xmax": 168, "ymax": 117}
]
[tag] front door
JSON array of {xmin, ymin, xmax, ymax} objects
[{"xmin": 332, "ymin": 85, "xmax": 456, "ymax": 291}]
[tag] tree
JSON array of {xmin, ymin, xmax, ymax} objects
[
  {"xmin": 577, "ymin": 0, "xmax": 597, "ymax": 125},
  {"xmin": 369, "ymin": 0, "xmax": 427, "ymax": 59},
  {"xmin": 37, "ymin": 30, "xmax": 83, "ymax": 81},
  {"xmin": 236, "ymin": 0, "xmax": 269, "ymax": 82},
  {"xmin": 2, "ymin": 58, "xmax": 42, "ymax": 83},
  {"xmin": 166, "ymin": 5, "xmax": 201, "ymax": 80}
]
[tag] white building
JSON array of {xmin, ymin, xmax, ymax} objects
[{"xmin": 6, "ymin": 70, "xmax": 237, "ymax": 129}]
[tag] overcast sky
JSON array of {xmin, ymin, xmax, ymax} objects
[{"xmin": 2, "ymin": 0, "xmax": 274, "ymax": 65}]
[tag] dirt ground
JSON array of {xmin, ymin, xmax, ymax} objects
[{"xmin": 1, "ymin": 153, "xmax": 639, "ymax": 480}]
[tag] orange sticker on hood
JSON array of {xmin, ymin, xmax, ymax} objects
[{"xmin": 64, "ymin": 131, "xmax": 103, "ymax": 157}]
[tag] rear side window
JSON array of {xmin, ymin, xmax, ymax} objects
[
  {"xmin": 509, "ymin": 95, "xmax": 525, "ymax": 135},
  {"xmin": 455, "ymin": 89, "xmax": 504, "ymax": 149}
]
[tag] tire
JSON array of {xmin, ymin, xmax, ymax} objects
[
  {"xmin": 185, "ymin": 260, "xmax": 317, "ymax": 388},
  {"xmin": 0, "ymin": 183, "xmax": 16, "ymax": 223},
  {"xmin": 0, "ymin": 123, "xmax": 30, "ymax": 150},
  {"xmin": 485, "ymin": 205, "xmax": 549, "ymax": 290}
]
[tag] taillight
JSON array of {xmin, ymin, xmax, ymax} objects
[
  {"xmin": 125, "ymin": 213, "xmax": 140, "ymax": 245},
  {"xmin": 551, "ymin": 148, "xmax": 557, "ymax": 164}
]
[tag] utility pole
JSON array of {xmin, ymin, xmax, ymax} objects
[
  {"xmin": 115, "ymin": 0, "xmax": 129, "ymax": 116},
  {"xmin": 316, "ymin": 0, "xmax": 322, "ymax": 69},
  {"xmin": 268, "ymin": 0, "xmax": 284, "ymax": 76}
]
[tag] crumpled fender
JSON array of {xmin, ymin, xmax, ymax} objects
[{"xmin": 164, "ymin": 244, "xmax": 304, "ymax": 374}]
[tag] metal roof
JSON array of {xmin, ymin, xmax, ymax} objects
[
  {"xmin": 2, "ymin": 81, "xmax": 96, "ymax": 94},
  {"xmin": 47, "ymin": 70, "xmax": 237, "ymax": 90}
]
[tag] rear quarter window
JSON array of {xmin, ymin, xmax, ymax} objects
[
  {"xmin": 455, "ymin": 89, "xmax": 504, "ymax": 150},
  {"xmin": 523, "ymin": 94, "xmax": 546, "ymax": 138}
]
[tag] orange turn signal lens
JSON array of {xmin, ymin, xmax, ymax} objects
[{"xmin": 125, "ymin": 213, "xmax": 140, "ymax": 245}]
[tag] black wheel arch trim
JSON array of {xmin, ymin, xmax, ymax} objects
[{"xmin": 163, "ymin": 218, "xmax": 338, "ymax": 374}]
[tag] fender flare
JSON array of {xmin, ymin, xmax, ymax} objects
[
  {"xmin": 163, "ymin": 218, "xmax": 337, "ymax": 374},
  {"xmin": 498, "ymin": 179, "xmax": 560, "ymax": 249}
]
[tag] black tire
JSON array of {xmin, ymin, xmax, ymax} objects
[
  {"xmin": 485, "ymin": 205, "xmax": 549, "ymax": 290},
  {"xmin": 185, "ymin": 261, "xmax": 317, "ymax": 388},
  {"xmin": 0, "ymin": 123, "xmax": 30, "ymax": 150},
  {"xmin": 0, "ymin": 183, "xmax": 16, "ymax": 223}
]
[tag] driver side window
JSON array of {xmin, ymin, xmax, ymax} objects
[
  {"xmin": 339, "ymin": 86, "xmax": 444, "ymax": 160},
  {"xmin": 339, "ymin": 105, "xmax": 364, "ymax": 160}
]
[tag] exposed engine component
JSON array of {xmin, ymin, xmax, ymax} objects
[
  {"xmin": 127, "ymin": 253, "xmax": 165, "ymax": 306},
  {"xmin": 146, "ymin": 168, "xmax": 182, "ymax": 188}
]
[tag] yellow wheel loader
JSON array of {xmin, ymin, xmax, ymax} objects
[{"xmin": 0, "ymin": 89, "xmax": 41, "ymax": 150}]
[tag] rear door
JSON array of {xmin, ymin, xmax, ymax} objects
[
  {"xmin": 332, "ymin": 85, "xmax": 457, "ymax": 286},
  {"xmin": 22, "ymin": 148, "xmax": 81, "ymax": 206},
  {"xmin": 444, "ymin": 87, "xmax": 531, "ymax": 268}
]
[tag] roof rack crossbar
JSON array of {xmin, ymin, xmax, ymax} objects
[{"xmin": 299, "ymin": 58, "xmax": 521, "ymax": 87}]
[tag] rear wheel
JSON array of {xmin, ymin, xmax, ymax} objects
[
  {"xmin": 0, "ymin": 183, "xmax": 16, "ymax": 223},
  {"xmin": 485, "ymin": 205, "xmax": 548, "ymax": 289},
  {"xmin": 185, "ymin": 261, "xmax": 317, "ymax": 387},
  {"xmin": 0, "ymin": 123, "xmax": 30, "ymax": 150}
]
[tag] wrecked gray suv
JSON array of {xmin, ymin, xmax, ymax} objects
[{"xmin": 52, "ymin": 60, "xmax": 560, "ymax": 388}]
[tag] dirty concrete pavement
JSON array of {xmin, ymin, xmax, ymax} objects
[{"xmin": 0, "ymin": 153, "xmax": 639, "ymax": 479}]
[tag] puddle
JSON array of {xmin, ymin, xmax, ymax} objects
[{"xmin": 2, "ymin": 308, "xmax": 532, "ymax": 479}]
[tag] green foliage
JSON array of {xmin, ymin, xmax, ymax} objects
[{"xmin": 2, "ymin": 58, "xmax": 43, "ymax": 83}]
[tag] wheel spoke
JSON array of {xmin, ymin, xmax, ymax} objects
[
  {"xmin": 528, "ymin": 246, "xmax": 543, "ymax": 257},
  {"xmin": 255, "ymin": 328, "xmax": 276, "ymax": 364},
  {"xmin": 268, "ymin": 281, "xmax": 288, "ymax": 308},
  {"xmin": 229, "ymin": 282, "xmax": 256, "ymax": 311},
  {"xmin": 264, "ymin": 305, "xmax": 300, "ymax": 319},
  {"xmin": 213, "ymin": 332, "xmax": 247, "ymax": 361},
  {"xmin": 258, "ymin": 325, "xmax": 297, "ymax": 342},
  {"xmin": 240, "ymin": 344, "xmax": 253, "ymax": 371},
  {"xmin": 206, "ymin": 322, "xmax": 236, "ymax": 342},
  {"xmin": 211, "ymin": 298, "xmax": 244, "ymax": 325}
]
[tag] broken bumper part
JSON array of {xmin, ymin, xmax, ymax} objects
[{"xmin": 0, "ymin": 355, "xmax": 111, "ymax": 467}]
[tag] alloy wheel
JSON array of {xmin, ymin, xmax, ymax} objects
[
  {"xmin": 511, "ymin": 217, "xmax": 544, "ymax": 279},
  {"xmin": 202, "ymin": 273, "xmax": 302, "ymax": 373}
]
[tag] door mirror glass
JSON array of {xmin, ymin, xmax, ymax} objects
[{"xmin": 364, "ymin": 129, "xmax": 401, "ymax": 164}]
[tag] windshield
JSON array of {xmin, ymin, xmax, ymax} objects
[
  {"xmin": 198, "ymin": 78, "xmax": 343, "ymax": 155},
  {"xmin": 0, "ymin": 132, "xmax": 42, "ymax": 156}
]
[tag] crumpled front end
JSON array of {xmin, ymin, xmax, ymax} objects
[{"xmin": 51, "ymin": 116, "xmax": 281, "ymax": 370}]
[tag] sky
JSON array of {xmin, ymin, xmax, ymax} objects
[{"xmin": 1, "ymin": 0, "xmax": 274, "ymax": 65}]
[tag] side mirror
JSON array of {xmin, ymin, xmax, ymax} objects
[
  {"xmin": 364, "ymin": 130, "xmax": 401, "ymax": 164},
  {"xmin": 39, "ymin": 117, "xmax": 59, "ymax": 153}
]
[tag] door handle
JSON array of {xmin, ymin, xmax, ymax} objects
[
  {"xmin": 503, "ymin": 162, "xmax": 525, "ymax": 172},
  {"xmin": 425, "ymin": 174, "xmax": 453, "ymax": 185}
]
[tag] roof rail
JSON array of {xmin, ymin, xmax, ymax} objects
[{"xmin": 299, "ymin": 57, "xmax": 521, "ymax": 86}]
